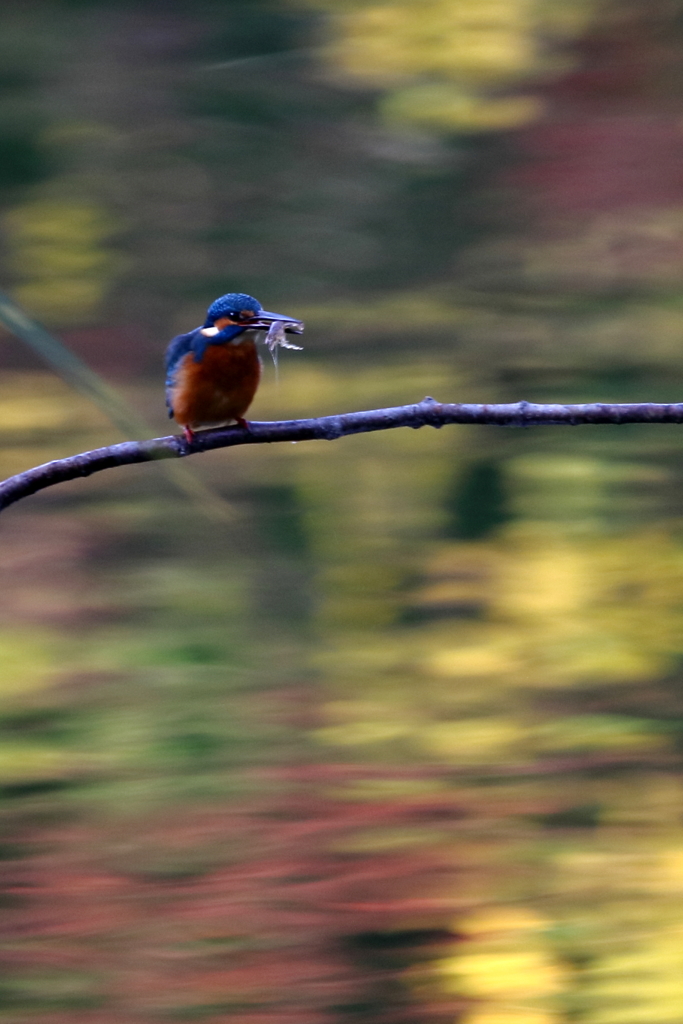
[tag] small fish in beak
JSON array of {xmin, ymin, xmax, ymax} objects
[
  {"xmin": 263, "ymin": 320, "xmax": 303, "ymax": 377},
  {"xmin": 242, "ymin": 310, "xmax": 304, "ymax": 373},
  {"xmin": 265, "ymin": 319, "xmax": 304, "ymax": 352}
]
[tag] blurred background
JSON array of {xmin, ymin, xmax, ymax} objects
[{"xmin": 5, "ymin": 1, "xmax": 683, "ymax": 1021}]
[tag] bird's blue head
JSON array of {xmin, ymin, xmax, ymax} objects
[
  {"xmin": 204, "ymin": 292, "xmax": 262, "ymax": 328},
  {"xmin": 203, "ymin": 292, "xmax": 304, "ymax": 335}
]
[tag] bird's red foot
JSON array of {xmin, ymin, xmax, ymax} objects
[
  {"xmin": 236, "ymin": 417, "xmax": 250, "ymax": 431},
  {"xmin": 183, "ymin": 426, "xmax": 196, "ymax": 443}
]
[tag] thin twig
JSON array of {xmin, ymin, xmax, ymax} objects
[{"xmin": 3, "ymin": 396, "xmax": 683, "ymax": 513}]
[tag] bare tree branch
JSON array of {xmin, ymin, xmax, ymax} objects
[{"xmin": 3, "ymin": 397, "xmax": 683, "ymax": 513}]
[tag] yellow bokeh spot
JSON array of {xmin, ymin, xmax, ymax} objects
[
  {"xmin": 5, "ymin": 201, "xmax": 118, "ymax": 242},
  {"xmin": 416, "ymin": 718, "xmax": 522, "ymax": 761},
  {"xmin": 457, "ymin": 908, "xmax": 551, "ymax": 938},
  {"xmin": 329, "ymin": 0, "xmax": 540, "ymax": 85},
  {"xmin": 13, "ymin": 278, "xmax": 109, "ymax": 323},
  {"xmin": 461, "ymin": 1010, "xmax": 561, "ymax": 1024},
  {"xmin": 0, "ymin": 631, "xmax": 59, "ymax": 702},
  {"xmin": 12, "ymin": 244, "xmax": 115, "ymax": 277},
  {"xmin": 498, "ymin": 544, "xmax": 590, "ymax": 618},
  {"xmin": 428, "ymin": 644, "xmax": 519, "ymax": 677},
  {"xmin": 381, "ymin": 86, "xmax": 543, "ymax": 131},
  {"xmin": 534, "ymin": 716, "xmax": 666, "ymax": 753},
  {"xmin": 310, "ymin": 0, "xmax": 595, "ymax": 133},
  {"xmin": 438, "ymin": 950, "xmax": 566, "ymax": 997},
  {"xmin": 4, "ymin": 200, "xmax": 121, "ymax": 325},
  {"xmin": 313, "ymin": 721, "xmax": 410, "ymax": 745},
  {"xmin": 0, "ymin": 372, "xmax": 110, "ymax": 434},
  {"xmin": 0, "ymin": 742, "xmax": 73, "ymax": 782},
  {"xmin": 581, "ymin": 925, "xmax": 683, "ymax": 1024},
  {"xmin": 644, "ymin": 849, "xmax": 683, "ymax": 893}
]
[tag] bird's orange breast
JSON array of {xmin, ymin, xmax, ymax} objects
[{"xmin": 171, "ymin": 339, "xmax": 261, "ymax": 428}]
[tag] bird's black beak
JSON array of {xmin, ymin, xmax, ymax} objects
[{"xmin": 247, "ymin": 310, "xmax": 304, "ymax": 335}]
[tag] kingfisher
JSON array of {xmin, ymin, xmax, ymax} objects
[{"xmin": 165, "ymin": 292, "xmax": 304, "ymax": 442}]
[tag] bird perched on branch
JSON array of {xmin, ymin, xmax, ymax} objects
[{"xmin": 165, "ymin": 292, "xmax": 304, "ymax": 442}]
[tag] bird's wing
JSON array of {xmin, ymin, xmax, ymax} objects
[
  {"xmin": 164, "ymin": 330, "xmax": 197, "ymax": 418},
  {"xmin": 164, "ymin": 326, "xmax": 246, "ymax": 417}
]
